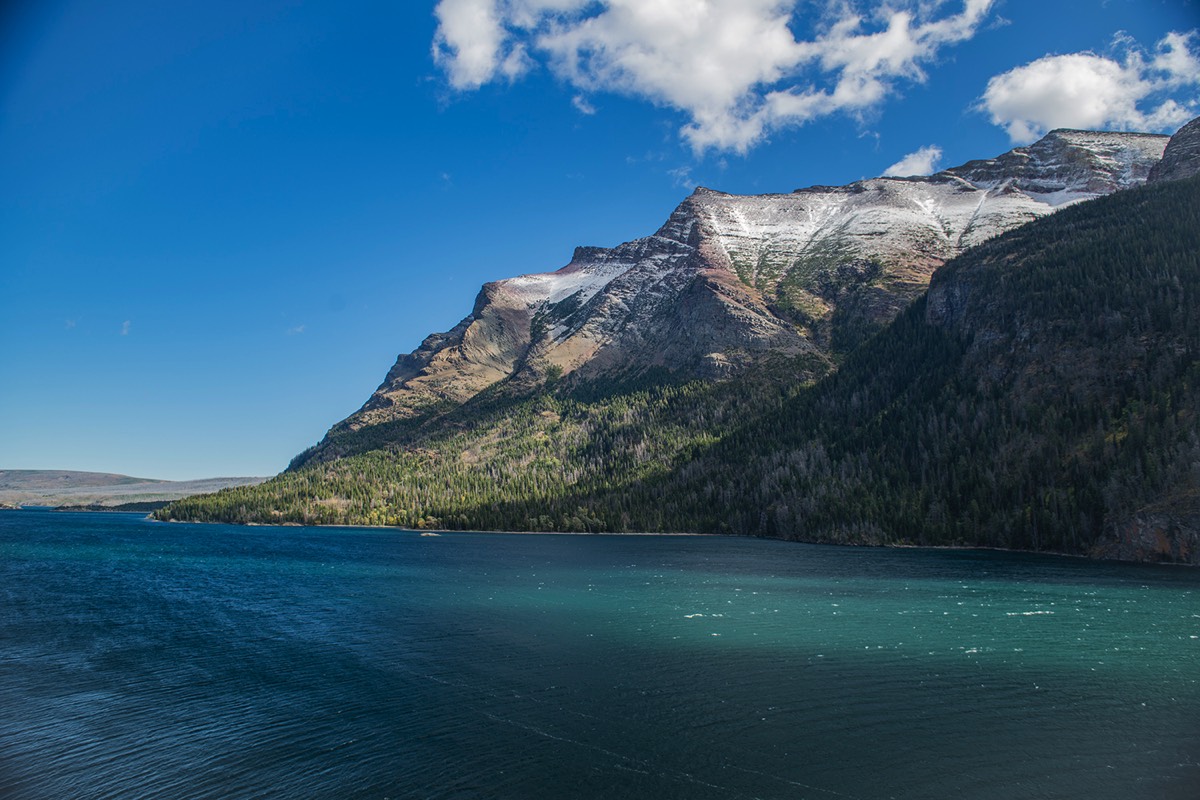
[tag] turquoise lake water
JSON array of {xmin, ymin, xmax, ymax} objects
[{"xmin": 1, "ymin": 510, "xmax": 1198, "ymax": 799}]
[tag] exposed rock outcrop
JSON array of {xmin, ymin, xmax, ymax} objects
[
  {"xmin": 1091, "ymin": 503, "xmax": 1200, "ymax": 565},
  {"xmin": 1149, "ymin": 116, "xmax": 1200, "ymax": 183}
]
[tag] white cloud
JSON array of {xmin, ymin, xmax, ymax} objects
[
  {"xmin": 286, "ymin": 324, "xmax": 306, "ymax": 336},
  {"xmin": 884, "ymin": 144, "xmax": 943, "ymax": 176},
  {"xmin": 571, "ymin": 94, "xmax": 596, "ymax": 115},
  {"xmin": 981, "ymin": 31, "xmax": 1200, "ymax": 143},
  {"xmin": 120, "ymin": 320, "xmax": 131, "ymax": 336},
  {"xmin": 432, "ymin": 0, "xmax": 504, "ymax": 89},
  {"xmin": 1150, "ymin": 31, "xmax": 1200, "ymax": 85},
  {"xmin": 432, "ymin": 0, "xmax": 996, "ymax": 153}
]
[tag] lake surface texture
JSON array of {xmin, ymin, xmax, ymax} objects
[{"xmin": 2, "ymin": 511, "xmax": 1198, "ymax": 799}]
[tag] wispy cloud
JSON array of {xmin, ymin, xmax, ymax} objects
[
  {"xmin": 571, "ymin": 94, "xmax": 596, "ymax": 115},
  {"xmin": 981, "ymin": 31, "xmax": 1200, "ymax": 143},
  {"xmin": 65, "ymin": 319, "xmax": 76, "ymax": 330},
  {"xmin": 120, "ymin": 320, "xmax": 131, "ymax": 336},
  {"xmin": 883, "ymin": 144, "xmax": 943, "ymax": 176},
  {"xmin": 667, "ymin": 165, "xmax": 695, "ymax": 189},
  {"xmin": 286, "ymin": 324, "xmax": 306, "ymax": 336},
  {"xmin": 432, "ymin": 0, "xmax": 996, "ymax": 154}
]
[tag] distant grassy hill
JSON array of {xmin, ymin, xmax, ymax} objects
[{"xmin": 0, "ymin": 470, "xmax": 267, "ymax": 508}]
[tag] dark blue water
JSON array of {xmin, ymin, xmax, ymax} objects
[{"xmin": 2, "ymin": 511, "xmax": 1198, "ymax": 799}]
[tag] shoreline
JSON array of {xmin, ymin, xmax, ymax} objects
[
  {"xmin": 159, "ymin": 515, "xmax": 715, "ymax": 537},
  {"xmin": 10, "ymin": 508, "xmax": 1183, "ymax": 567},
  {"xmin": 130, "ymin": 511, "xmax": 1199, "ymax": 567}
]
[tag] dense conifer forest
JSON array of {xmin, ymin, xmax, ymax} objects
[{"xmin": 159, "ymin": 176, "xmax": 1200, "ymax": 559}]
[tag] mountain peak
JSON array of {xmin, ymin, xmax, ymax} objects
[
  {"xmin": 938, "ymin": 127, "xmax": 1168, "ymax": 197},
  {"xmin": 293, "ymin": 125, "xmax": 1170, "ymax": 467}
]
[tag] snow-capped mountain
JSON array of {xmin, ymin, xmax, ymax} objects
[{"xmin": 312, "ymin": 126, "xmax": 1170, "ymax": 453}]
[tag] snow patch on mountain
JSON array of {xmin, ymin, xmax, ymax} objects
[{"xmin": 504, "ymin": 259, "xmax": 633, "ymax": 306}]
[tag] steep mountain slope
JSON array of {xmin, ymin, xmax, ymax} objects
[
  {"xmin": 666, "ymin": 174, "xmax": 1200, "ymax": 563},
  {"xmin": 681, "ymin": 129, "xmax": 1166, "ymax": 344},
  {"xmin": 299, "ymin": 128, "xmax": 1166, "ymax": 466},
  {"xmin": 159, "ymin": 119, "xmax": 1200, "ymax": 561},
  {"xmin": 1149, "ymin": 116, "xmax": 1200, "ymax": 182},
  {"xmin": 160, "ymin": 172, "xmax": 1200, "ymax": 562}
]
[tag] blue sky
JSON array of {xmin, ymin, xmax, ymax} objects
[{"xmin": 2, "ymin": 0, "xmax": 1198, "ymax": 480}]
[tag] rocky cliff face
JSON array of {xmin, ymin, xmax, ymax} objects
[
  {"xmin": 1092, "ymin": 505, "xmax": 1200, "ymax": 565},
  {"xmin": 303, "ymin": 126, "xmax": 1170, "ymax": 465},
  {"xmin": 666, "ymin": 128, "xmax": 1166, "ymax": 352},
  {"xmin": 1149, "ymin": 116, "xmax": 1200, "ymax": 183}
]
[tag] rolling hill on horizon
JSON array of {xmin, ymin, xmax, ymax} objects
[{"xmin": 0, "ymin": 470, "xmax": 267, "ymax": 508}]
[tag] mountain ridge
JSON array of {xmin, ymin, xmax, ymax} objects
[
  {"xmin": 296, "ymin": 125, "xmax": 1167, "ymax": 468},
  {"xmin": 159, "ymin": 119, "xmax": 1200, "ymax": 563}
]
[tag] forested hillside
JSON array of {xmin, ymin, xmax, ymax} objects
[
  {"xmin": 159, "ymin": 176, "xmax": 1200, "ymax": 562},
  {"xmin": 662, "ymin": 174, "xmax": 1200, "ymax": 561}
]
